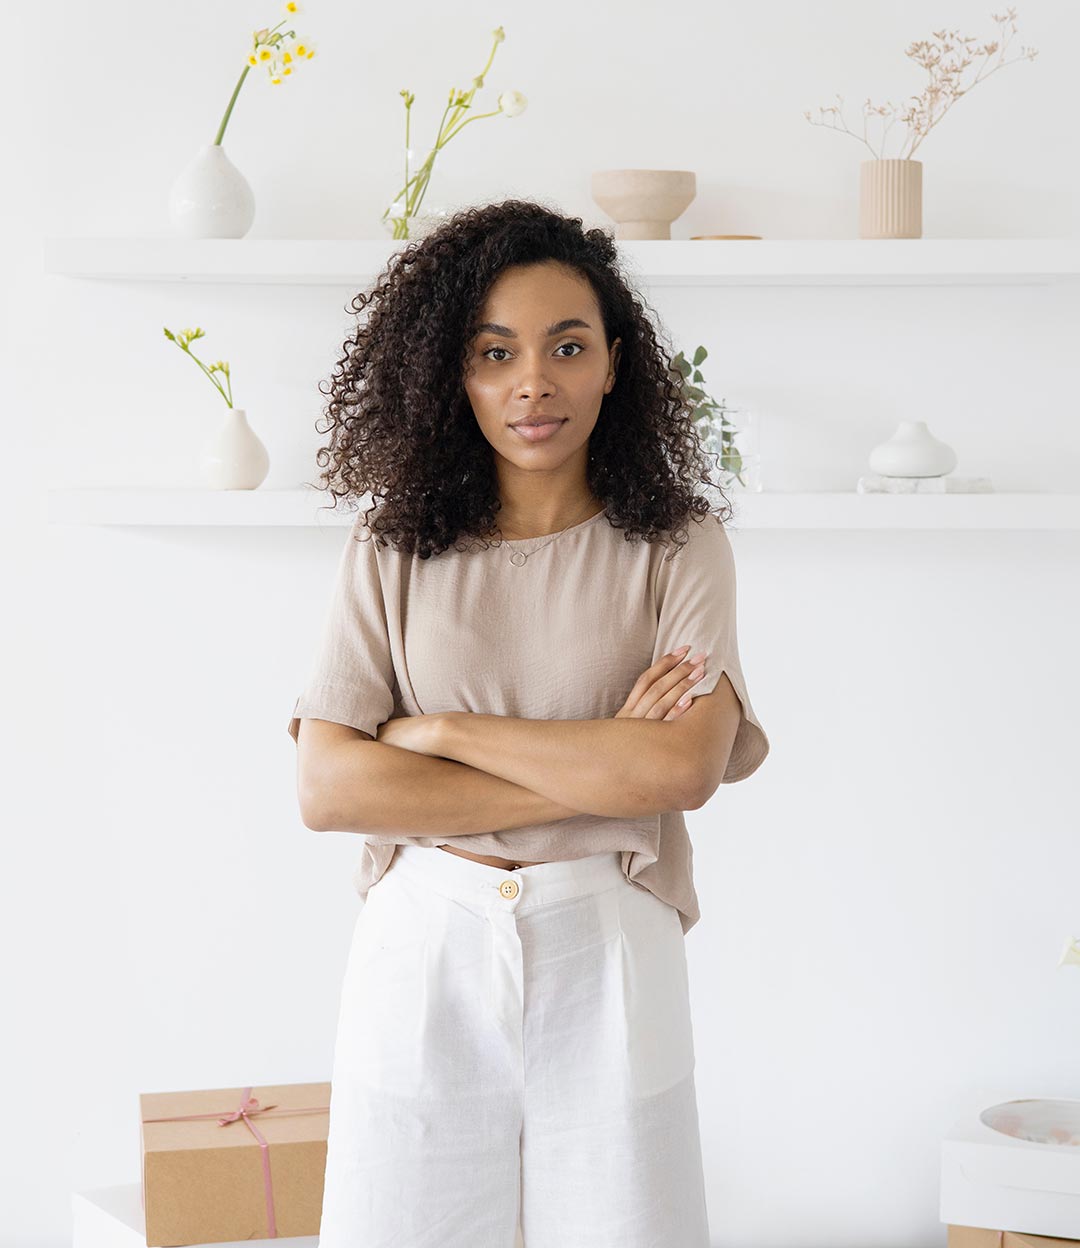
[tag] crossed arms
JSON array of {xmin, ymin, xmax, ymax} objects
[{"xmin": 298, "ymin": 677, "xmax": 742, "ymax": 837}]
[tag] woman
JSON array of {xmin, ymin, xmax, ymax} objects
[{"xmin": 288, "ymin": 199, "xmax": 770, "ymax": 1248}]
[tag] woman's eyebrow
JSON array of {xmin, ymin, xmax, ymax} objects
[{"xmin": 473, "ymin": 317, "xmax": 593, "ymax": 338}]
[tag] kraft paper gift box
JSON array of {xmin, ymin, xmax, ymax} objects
[
  {"xmin": 948, "ymin": 1231, "xmax": 1080, "ymax": 1248},
  {"xmin": 139, "ymin": 1082, "xmax": 331, "ymax": 1246}
]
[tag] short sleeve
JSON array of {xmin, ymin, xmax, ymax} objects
[
  {"xmin": 651, "ymin": 514, "xmax": 770, "ymax": 782},
  {"xmin": 287, "ymin": 517, "xmax": 396, "ymax": 744}
]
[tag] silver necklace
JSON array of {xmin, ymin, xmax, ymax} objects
[{"xmin": 499, "ymin": 501, "xmax": 601, "ymax": 566}]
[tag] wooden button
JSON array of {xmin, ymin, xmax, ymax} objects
[{"xmin": 499, "ymin": 879, "xmax": 520, "ymax": 899}]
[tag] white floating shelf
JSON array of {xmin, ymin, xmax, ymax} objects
[
  {"xmin": 44, "ymin": 487, "xmax": 1080, "ymax": 530},
  {"xmin": 41, "ymin": 237, "xmax": 1080, "ymax": 287}
]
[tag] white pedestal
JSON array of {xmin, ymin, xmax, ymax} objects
[{"xmin": 940, "ymin": 1093, "xmax": 1080, "ymax": 1240}]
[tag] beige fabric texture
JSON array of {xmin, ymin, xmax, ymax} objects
[{"xmin": 288, "ymin": 506, "xmax": 769, "ymax": 934}]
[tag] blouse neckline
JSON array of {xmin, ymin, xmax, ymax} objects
[{"xmin": 497, "ymin": 505, "xmax": 608, "ymax": 548}]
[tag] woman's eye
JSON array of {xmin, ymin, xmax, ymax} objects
[{"xmin": 482, "ymin": 342, "xmax": 583, "ymax": 361}]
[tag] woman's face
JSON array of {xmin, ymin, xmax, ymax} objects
[{"xmin": 463, "ymin": 261, "xmax": 620, "ymax": 484}]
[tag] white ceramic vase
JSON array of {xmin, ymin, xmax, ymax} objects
[
  {"xmin": 169, "ymin": 143, "xmax": 255, "ymax": 239},
  {"xmin": 868, "ymin": 418, "xmax": 957, "ymax": 478},
  {"xmin": 199, "ymin": 407, "xmax": 270, "ymax": 489}
]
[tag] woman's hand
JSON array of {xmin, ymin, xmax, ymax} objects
[
  {"xmin": 375, "ymin": 647, "xmax": 706, "ymax": 753},
  {"xmin": 615, "ymin": 646, "xmax": 708, "ymax": 722}
]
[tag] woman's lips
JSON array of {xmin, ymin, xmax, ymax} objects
[{"xmin": 510, "ymin": 420, "xmax": 566, "ymax": 442}]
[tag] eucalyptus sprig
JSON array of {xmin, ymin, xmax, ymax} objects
[
  {"xmin": 382, "ymin": 26, "xmax": 528, "ymax": 240},
  {"xmin": 163, "ymin": 327, "xmax": 234, "ymax": 408},
  {"xmin": 670, "ymin": 346, "xmax": 747, "ymax": 486}
]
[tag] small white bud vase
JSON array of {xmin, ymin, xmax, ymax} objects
[
  {"xmin": 199, "ymin": 407, "xmax": 270, "ymax": 490},
  {"xmin": 868, "ymin": 418, "xmax": 957, "ymax": 478},
  {"xmin": 859, "ymin": 158, "xmax": 923, "ymax": 239},
  {"xmin": 169, "ymin": 143, "xmax": 255, "ymax": 239}
]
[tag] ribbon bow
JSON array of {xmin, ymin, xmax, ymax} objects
[{"xmin": 216, "ymin": 1091, "xmax": 279, "ymax": 1126}]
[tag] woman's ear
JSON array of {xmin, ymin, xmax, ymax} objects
[{"xmin": 608, "ymin": 337, "xmax": 622, "ymax": 387}]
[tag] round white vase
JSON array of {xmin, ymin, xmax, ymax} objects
[
  {"xmin": 199, "ymin": 407, "xmax": 270, "ymax": 489},
  {"xmin": 868, "ymin": 418, "xmax": 957, "ymax": 478},
  {"xmin": 169, "ymin": 143, "xmax": 255, "ymax": 239}
]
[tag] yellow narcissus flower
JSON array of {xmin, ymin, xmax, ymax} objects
[
  {"xmin": 498, "ymin": 90, "xmax": 527, "ymax": 117},
  {"xmin": 217, "ymin": 16, "xmax": 316, "ymax": 144},
  {"xmin": 294, "ymin": 40, "xmax": 315, "ymax": 58},
  {"xmin": 285, "ymin": 1, "xmax": 301, "ymax": 11},
  {"xmin": 1059, "ymin": 937, "xmax": 1080, "ymax": 969}
]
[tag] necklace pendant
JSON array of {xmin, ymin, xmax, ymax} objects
[{"xmin": 510, "ymin": 550, "xmax": 528, "ymax": 566}]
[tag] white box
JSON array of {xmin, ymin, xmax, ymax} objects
[{"xmin": 940, "ymin": 1093, "xmax": 1080, "ymax": 1239}]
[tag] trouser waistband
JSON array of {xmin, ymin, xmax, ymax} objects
[{"xmin": 385, "ymin": 843, "xmax": 625, "ymax": 912}]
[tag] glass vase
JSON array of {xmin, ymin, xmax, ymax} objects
[{"xmin": 696, "ymin": 401, "xmax": 761, "ymax": 493}]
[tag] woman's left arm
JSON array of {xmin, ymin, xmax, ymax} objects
[{"xmin": 410, "ymin": 710, "xmax": 699, "ymax": 819}]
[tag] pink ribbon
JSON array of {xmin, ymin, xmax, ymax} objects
[{"xmin": 141, "ymin": 1085, "xmax": 330, "ymax": 1238}]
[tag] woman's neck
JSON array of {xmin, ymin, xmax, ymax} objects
[{"xmin": 494, "ymin": 494, "xmax": 604, "ymax": 541}]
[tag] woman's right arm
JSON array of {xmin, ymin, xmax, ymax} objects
[{"xmin": 296, "ymin": 718, "xmax": 584, "ymax": 836}]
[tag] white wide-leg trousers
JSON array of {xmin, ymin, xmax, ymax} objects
[{"xmin": 317, "ymin": 843, "xmax": 711, "ymax": 1248}]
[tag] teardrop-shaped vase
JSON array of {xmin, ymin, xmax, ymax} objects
[
  {"xmin": 169, "ymin": 143, "xmax": 255, "ymax": 239},
  {"xmin": 199, "ymin": 407, "xmax": 270, "ymax": 489}
]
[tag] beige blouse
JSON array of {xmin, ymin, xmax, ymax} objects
[{"xmin": 288, "ymin": 505, "xmax": 769, "ymax": 934}]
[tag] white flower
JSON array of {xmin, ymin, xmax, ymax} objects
[
  {"xmin": 499, "ymin": 90, "xmax": 527, "ymax": 118},
  {"xmin": 1058, "ymin": 936, "xmax": 1080, "ymax": 969}
]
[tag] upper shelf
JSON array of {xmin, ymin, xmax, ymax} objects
[
  {"xmin": 40, "ymin": 238, "xmax": 1080, "ymax": 287},
  {"xmin": 44, "ymin": 487, "xmax": 1080, "ymax": 530}
]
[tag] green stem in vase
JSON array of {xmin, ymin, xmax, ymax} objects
[{"xmin": 214, "ymin": 65, "xmax": 250, "ymax": 145}]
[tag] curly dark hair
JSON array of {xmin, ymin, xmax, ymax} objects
[{"xmin": 308, "ymin": 197, "xmax": 731, "ymax": 559}]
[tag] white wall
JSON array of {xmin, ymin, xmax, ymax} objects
[{"xmin": 5, "ymin": 0, "xmax": 1079, "ymax": 1244}]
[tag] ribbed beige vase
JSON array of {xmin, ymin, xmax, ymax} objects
[{"xmin": 859, "ymin": 159, "xmax": 923, "ymax": 239}]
